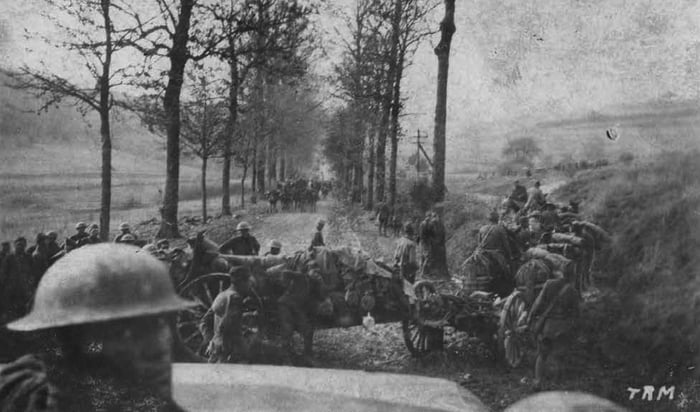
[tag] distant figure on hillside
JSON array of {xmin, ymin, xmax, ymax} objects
[
  {"xmin": 219, "ymin": 221, "xmax": 260, "ymax": 256},
  {"xmin": 65, "ymin": 222, "xmax": 89, "ymax": 252},
  {"xmin": 310, "ymin": 220, "xmax": 325, "ymax": 249}
]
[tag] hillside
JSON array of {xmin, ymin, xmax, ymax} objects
[
  {"xmin": 553, "ymin": 151, "xmax": 700, "ymax": 387},
  {"xmin": 0, "ymin": 74, "xmax": 210, "ymax": 176},
  {"xmin": 446, "ymin": 99, "xmax": 700, "ymax": 172}
]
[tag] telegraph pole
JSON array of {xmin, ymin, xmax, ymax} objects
[{"xmin": 416, "ymin": 129, "xmax": 421, "ymax": 180}]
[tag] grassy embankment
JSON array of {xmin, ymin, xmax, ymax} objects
[{"xmin": 439, "ymin": 152, "xmax": 699, "ymax": 411}]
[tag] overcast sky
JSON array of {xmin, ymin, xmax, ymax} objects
[{"xmin": 3, "ymin": 0, "xmax": 700, "ymax": 139}]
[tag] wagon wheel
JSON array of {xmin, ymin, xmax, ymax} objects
[
  {"xmin": 176, "ymin": 273, "xmax": 231, "ymax": 356},
  {"xmin": 497, "ymin": 291, "xmax": 529, "ymax": 368},
  {"xmin": 402, "ymin": 281, "xmax": 443, "ymax": 357}
]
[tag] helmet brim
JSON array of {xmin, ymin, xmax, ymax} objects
[{"xmin": 7, "ymin": 296, "xmax": 195, "ymax": 332}]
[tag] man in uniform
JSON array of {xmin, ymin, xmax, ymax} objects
[
  {"xmin": 46, "ymin": 231, "xmax": 62, "ymax": 261},
  {"xmin": 0, "ymin": 241, "xmax": 10, "ymax": 261},
  {"xmin": 114, "ymin": 222, "xmax": 137, "ymax": 244},
  {"xmin": 524, "ymin": 181, "xmax": 546, "ymax": 213},
  {"xmin": 264, "ymin": 240, "xmax": 282, "ymax": 256},
  {"xmin": 65, "ymin": 222, "xmax": 89, "ymax": 252},
  {"xmin": 310, "ymin": 219, "xmax": 325, "ymax": 248},
  {"xmin": 508, "ymin": 179, "xmax": 528, "ymax": 212},
  {"xmin": 119, "ymin": 233, "xmax": 137, "ymax": 246},
  {"xmin": 79, "ymin": 225, "xmax": 102, "ymax": 246},
  {"xmin": 527, "ymin": 268, "xmax": 580, "ymax": 389},
  {"xmin": 156, "ymin": 239, "xmax": 170, "ymax": 252},
  {"xmin": 393, "ymin": 223, "xmax": 418, "ymax": 283},
  {"xmin": 0, "ymin": 244, "xmax": 192, "ymax": 411},
  {"xmin": 206, "ymin": 266, "xmax": 253, "ymax": 363},
  {"xmin": 219, "ymin": 221, "xmax": 260, "ymax": 255},
  {"xmin": 277, "ymin": 269, "xmax": 315, "ymax": 366},
  {"xmin": 1, "ymin": 237, "xmax": 34, "ymax": 319},
  {"xmin": 418, "ymin": 210, "xmax": 449, "ymax": 280},
  {"xmin": 477, "ymin": 211, "xmax": 515, "ymax": 295},
  {"xmin": 376, "ymin": 202, "xmax": 391, "ymax": 236},
  {"xmin": 30, "ymin": 233, "xmax": 51, "ymax": 283}
]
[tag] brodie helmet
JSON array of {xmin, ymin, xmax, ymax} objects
[{"xmin": 7, "ymin": 243, "xmax": 194, "ymax": 331}]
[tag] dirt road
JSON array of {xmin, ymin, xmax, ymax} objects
[
  {"xmin": 243, "ymin": 196, "xmax": 655, "ymax": 411},
  {"xmin": 245, "ymin": 200, "xmax": 542, "ymax": 411}
]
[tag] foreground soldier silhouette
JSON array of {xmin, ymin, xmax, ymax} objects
[
  {"xmin": 0, "ymin": 244, "xmax": 192, "ymax": 411},
  {"xmin": 527, "ymin": 268, "xmax": 581, "ymax": 389}
]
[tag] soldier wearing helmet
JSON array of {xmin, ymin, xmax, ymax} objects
[
  {"xmin": 0, "ymin": 237, "xmax": 33, "ymax": 319},
  {"xmin": 114, "ymin": 222, "xmax": 138, "ymax": 244},
  {"xmin": 218, "ymin": 221, "xmax": 260, "ymax": 256},
  {"xmin": 393, "ymin": 222, "xmax": 418, "ymax": 283},
  {"xmin": 526, "ymin": 267, "xmax": 581, "ymax": 390},
  {"xmin": 205, "ymin": 266, "xmax": 253, "ymax": 363},
  {"xmin": 79, "ymin": 225, "xmax": 102, "ymax": 247},
  {"xmin": 264, "ymin": 239, "xmax": 282, "ymax": 256},
  {"xmin": 0, "ymin": 244, "xmax": 192, "ymax": 411},
  {"xmin": 310, "ymin": 219, "xmax": 325, "ymax": 249},
  {"xmin": 156, "ymin": 239, "xmax": 170, "ymax": 252},
  {"xmin": 65, "ymin": 222, "xmax": 89, "ymax": 252},
  {"xmin": 45, "ymin": 231, "xmax": 62, "ymax": 262}
]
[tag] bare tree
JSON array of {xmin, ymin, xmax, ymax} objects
[
  {"xmin": 180, "ymin": 67, "xmax": 227, "ymax": 222},
  {"xmin": 1, "ymin": 0, "xmax": 136, "ymax": 241},
  {"xmin": 432, "ymin": 0, "xmax": 455, "ymax": 202},
  {"xmin": 122, "ymin": 0, "xmax": 222, "ymax": 237},
  {"xmin": 387, "ymin": 0, "xmax": 438, "ymax": 209}
]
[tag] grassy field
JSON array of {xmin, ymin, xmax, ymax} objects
[{"xmin": 0, "ymin": 140, "xmax": 250, "ymax": 241}]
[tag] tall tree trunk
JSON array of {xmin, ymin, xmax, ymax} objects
[
  {"xmin": 279, "ymin": 152, "xmax": 286, "ymax": 181},
  {"xmin": 98, "ymin": 0, "xmax": 112, "ymax": 241},
  {"xmin": 268, "ymin": 146, "xmax": 276, "ymax": 188},
  {"xmin": 158, "ymin": 0, "xmax": 194, "ymax": 238},
  {"xmin": 240, "ymin": 163, "xmax": 248, "ymax": 209},
  {"xmin": 256, "ymin": 147, "xmax": 265, "ymax": 194},
  {"xmin": 375, "ymin": 97, "xmax": 389, "ymax": 203},
  {"xmin": 221, "ymin": 41, "xmax": 239, "ymax": 216},
  {"xmin": 201, "ymin": 156, "xmax": 208, "ymax": 222},
  {"xmin": 432, "ymin": 0, "xmax": 455, "ymax": 203},
  {"xmin": 366, "ymin": 122, "xmax": 375, "ymax": 211},
  {"xmin": 251, "ymin": 146, "xmax": 257, "ymax": 203},
  {"xmin": 387, "ymin": 0, "xmax": 403, "ymax": 211}
]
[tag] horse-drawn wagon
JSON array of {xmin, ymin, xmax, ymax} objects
[{"xmin": 158, "ymin": 232, "xmax": 535, "ymax": 368}]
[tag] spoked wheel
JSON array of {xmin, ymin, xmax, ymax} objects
[
  {"xmin": 402, "ymin": 280, "xmax": 443, "ymax": 357},
  {"xmin": 498, "ymin": 291, "xmax": 529, "ymax": 368},
  {"xmin": 176, "ymin": 273, "xmax": 231, "ymax": 355}
]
